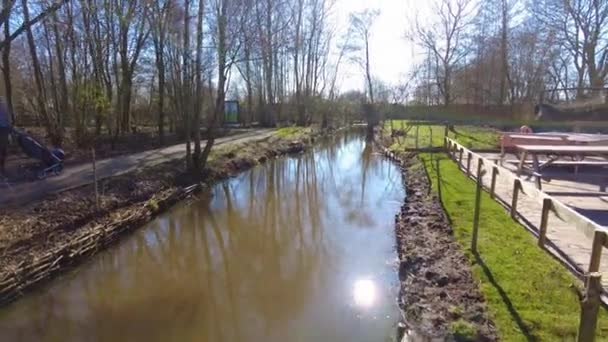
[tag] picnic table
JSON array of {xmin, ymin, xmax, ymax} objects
[
  {"xmin": 515, "ymin": 145, "xmax": 608, "ymax": 189},
  {"xmin": 501, "ymin": 133, "xmax": 608, "ymax": 158}
]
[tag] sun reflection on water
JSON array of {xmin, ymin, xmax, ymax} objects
[{"xmin": 353, "ymin": 279, "xmax": 376, "ymax": 308}]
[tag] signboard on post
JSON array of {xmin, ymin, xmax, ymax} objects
[{"xmin": 224, "ymin": 100, "xmax": 239, "ymax": 125}]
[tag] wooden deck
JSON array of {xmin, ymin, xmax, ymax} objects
[{"xmin": 446, "ymin": 139, "xmax": 608, "ymax": 292}]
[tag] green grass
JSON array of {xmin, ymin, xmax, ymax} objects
[
  {"xmin": 385, "ymin": 120, "xmax": 499, "ymax": 150},
  {"xmin": 418, "ymin": 152, "xmax": 608, "ymax": 341},
  {"xmin": 274, "ymin": 126, "xmax": 309, "ymax": 138},
  {"xmin": 450, "ymin": 319, "xmax": 478, "ymax": 341}
]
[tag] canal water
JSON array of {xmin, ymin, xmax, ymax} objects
[{"xmin": 0, "ymin": 131, "xmax": 405, "ymax": 342}]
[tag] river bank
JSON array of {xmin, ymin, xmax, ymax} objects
[
  {"xmin": 378, "ymin": 137, "xmax": 497, "ymax": 341},
  {"xmin": 0, "ymin": 127, "xmax": 329, "ymax": 306}
]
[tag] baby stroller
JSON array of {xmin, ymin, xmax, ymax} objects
[{"xmin": 12, "ymin": 128, "xmax": 65, "ymax": 179}]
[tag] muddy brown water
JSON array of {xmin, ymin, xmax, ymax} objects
[{"xmin": 0, "ymin": 132, "xmax": 405, "ymax": 342}]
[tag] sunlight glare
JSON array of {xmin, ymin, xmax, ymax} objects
[{"xmin": 353, "ymin": 279, "xmax": 376, "ymax": 307}]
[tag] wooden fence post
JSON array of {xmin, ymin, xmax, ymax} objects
[
  {"xmin": 92, "ymin": 148, "xmax": 99, "ymax": 210},
  {"xmin": 459, "ymin": 148, "xmax": 464, "ymax": 165},
  {"xmin": 466, "ymin": 152, "xmax": 472, "ymax": 176},
  {"xmin": 429, "ymin": 126, "xmax": 433, "ymax": 148},
  {"xmin": 415, "ymin": 125, "xmax": 419, "ymax": 150},
  {"xmin": 588, "ymin": 231, "xmax": 606, "ymax": 273},
  {"xmin": 577, "ymin": 272, "xmax": 602, "ymax": 342},
  {"xmin": 538, "ymin": 198, "xmax": 552, "ymax": 247},
  {"xmin": 511, "ymin": 179, "xmax": 521, "ymax": 219},
  {"xmin": 490, "ymin": 165, "xmax": 499, "ymax": 199},
  {"xmin": 449, "ymin": 141, "xmax": 454, "ymax": 157},
  {"xmin": 472, "ymin": 159, "xmax": 485, "ymax": 253}
]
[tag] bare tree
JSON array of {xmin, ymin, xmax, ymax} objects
[
  {"xmin": 534, "ymin": 0, "xmax": 608, "ymax": 95},
  {"xmin": 150, "ymin": 0, "xmax": 172, "ymax": 144},
  {"xmin": 348, "ymin": 9, "xmax": 379, "ymax": 104},
  {"xmin": 408, "ymin": 0, "xmax": 475, "ymax": 106}
]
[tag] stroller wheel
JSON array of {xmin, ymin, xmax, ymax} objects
[
  {"xmin": 53, "ymin": 164, "xmax": 63, "ymax": 175},
  {"xmin": 37, "ymin": 170, "xmax": 47, "ymax": 180}
]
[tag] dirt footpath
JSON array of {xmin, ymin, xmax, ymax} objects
[
  {"xmin": 384, "ymin": 149, "xmax": 497, "ymax": 341},
  {"xmin": 0, "ymin": 129, "xmax": 275, "ymax": 208},
  {"xmin": 0, "ymin": 128, "xmax": 324, "ymax": 306}
]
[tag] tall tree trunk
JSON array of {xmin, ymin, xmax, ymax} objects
[
  {"xmin": 294, "ymin": 0, "xmax": 303, "ymax": 125},
  {"xmin": 192, "ymin": 0, "xmax": 204, "ymax": 171},
  {"xmin": 1, "ymin": 0, "xmax": 14, "ymax": 124},
  {"xmin": 23, "ymin": 0, "xmax": 61, "ymax": 145},
  {"xmin": 52, "ymin": 12, "xmax": 69, "ymax": 124},
  {"xmin": 42, "ymin": 21, "xmax": 59, "ymax": 121},
  {"xmin": 365, "ymin": 35, "xmax": 374, "ymax": 104},
  {"xmin": 152, "ymin": 1, "xmax": 167, "ymax": 146},
  {"xmin": 244, "ymin": 44, "xmax": 253, "ymax": 126},
  {"xmin": 499, "ymin": 0, "xmax": 508, "ymax": 105},
  {"xmin": 264, "ymin": 0, "xmax": 273, "ymax": 126},
  {"xmin": 200, "ymin": 0, "xmax": 227, "ymax": 170},
  {"xmin": 183, "ymin": 0, "xmax": 191, "ymax": 167}
]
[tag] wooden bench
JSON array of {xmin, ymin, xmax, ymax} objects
[
  {"xmin": 500, "ymin": 133, "xmax": 608, "ymax": 162},
  {"xmin": 515, "ymin": 145, "xmax": 608, "ymax": 189},
  {"xmin": 506, "ymin": 159, "xmax": 608, "ymax": 167},
  {"xmin": 500, "ymin": 134, "xmax": 569, "ymax": 162}
]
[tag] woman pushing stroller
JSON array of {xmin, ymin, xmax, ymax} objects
[{"xmin": 0, "ymin": 98, "xmax": 65, "ymax": 180}]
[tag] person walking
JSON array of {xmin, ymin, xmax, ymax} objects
[{"xmin": 0, "ymin": 98, "xmax": 12, "ymax": 179}]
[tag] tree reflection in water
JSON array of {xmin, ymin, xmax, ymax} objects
[{"xmin": 0, "ymin": 130, "xmax": 404, "ymax": 342}]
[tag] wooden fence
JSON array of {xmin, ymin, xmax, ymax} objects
[{"xmin": 445, "ymin": 136, "xmax": 608, "ymax": 341}]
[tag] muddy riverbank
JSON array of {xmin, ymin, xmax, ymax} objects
[
  {"xmin": 379, "ymin": 141, "xmax": 497, "ymax": 341},
  {"xmin": 0, "ymin": 128, "xmax": 329, "ymax": 306}
]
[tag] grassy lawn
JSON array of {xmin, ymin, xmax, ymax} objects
[
  {"xmin": 418, "ymin": 152, "xmax": 608, "ymax": 341},
  {"xmin": 274, "ymin": 126, "xmax": 310, "ymax": 138},
  {"xmin": 386, "ymin": 120, "xmax": 499, "ymax": 150}
]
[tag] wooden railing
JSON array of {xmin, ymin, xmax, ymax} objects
[{"xmin": 445, "ymin": 136, "xmax": 608, "ymax": 341}]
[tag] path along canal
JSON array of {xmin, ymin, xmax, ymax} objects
[{"xmin": 0, "ymin": 131, "xmax": 405, "ymax": 342}]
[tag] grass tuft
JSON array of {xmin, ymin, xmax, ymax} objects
[
  {"xmin": 450, "ymin": 319, "xmax": 478, "ymax": 341},
  {"xmin": 275, "ymin": 126, "xmax": 307, "ymax": 138}
]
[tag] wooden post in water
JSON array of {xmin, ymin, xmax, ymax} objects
[
  {"xmin": 538, "ymin": 198, "xmax": 552, "ymax": 247},
  {"xmin": 472, "ymin": 159, "xmax": 484, "ymax": 253},
  {"xmin": 490, "ymin": 164, "xmax": 499, "ymax": 199},
  {"xmin": 577, "ymin": 272, "xmax": 602, "ymax": 342},
  {"xmin": 511, "ymin": 179, "xmax": 521, "ymax": 219}
]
